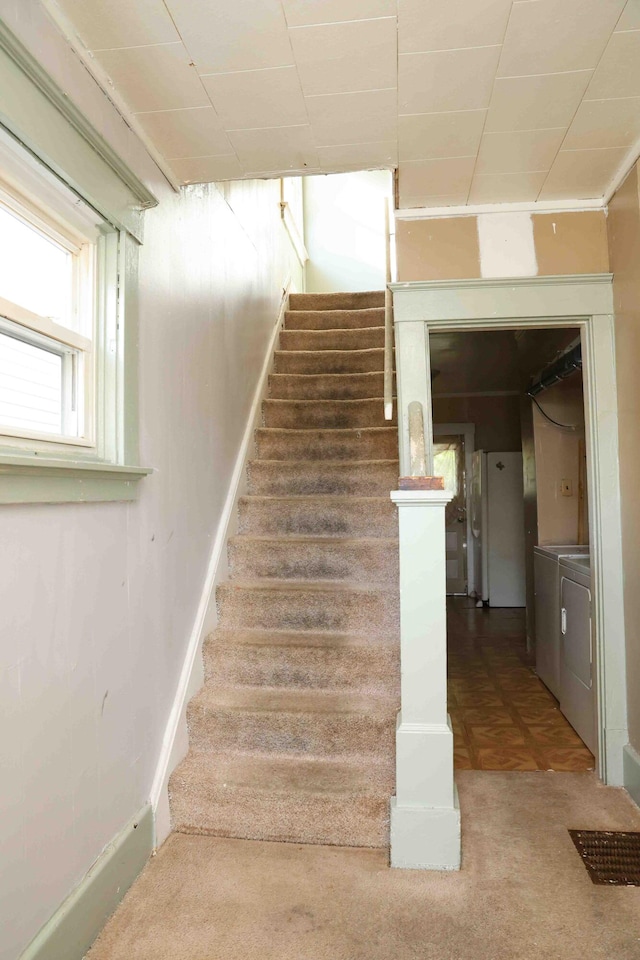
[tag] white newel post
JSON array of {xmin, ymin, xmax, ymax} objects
[{"xmin": 389, "ymin": 483, "xmax": 460, "ymax": 870}]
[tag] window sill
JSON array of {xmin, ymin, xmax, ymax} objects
[{"xmin": 0, "ymin": 454, "xmax": 153, "ymax": 504}]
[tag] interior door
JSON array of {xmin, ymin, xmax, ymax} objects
[
  {"xmin": 434, "ymin": 436, "xmax": 467, "ymax": 595},
  {"xmin": 486, "ymin": 452, "xmax": 526, "ymax": 606}
]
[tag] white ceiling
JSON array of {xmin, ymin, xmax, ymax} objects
[{"xmin": 51, "ymin": 0, "xmax": 640, "ymax": 208}]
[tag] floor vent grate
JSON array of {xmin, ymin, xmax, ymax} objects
[{"xmin": 569, "ymin": 830, "xmax": 640, "ymax": 885}]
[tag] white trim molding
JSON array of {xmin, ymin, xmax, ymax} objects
[
  {"xmin": 623, "ymin": 744, "xmax": 640, "ymax": 808},
  {"xmin": 395, "ymin": 198, "xmax": 605, "ymax": 221},
  {"xmin": 390, "ymin": 274, "xmax": 627, "ymax": 789},
  {"xmin": 151, "ymin": 285, "xmax": 292, "ymax": 843}
]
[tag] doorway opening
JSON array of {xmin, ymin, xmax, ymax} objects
[{"xmin": 430, "ymin": 326, "xmax": 596, "ymax": 773}]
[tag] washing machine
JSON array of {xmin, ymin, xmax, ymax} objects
[
  {"xmin": 534, "ymin": 545, "xmax": 590, "ymax": 698},
  {"xmin": 559, "ymin": 555, "xmax": 596, "ymax": 754}
]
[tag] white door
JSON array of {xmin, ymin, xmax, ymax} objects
[
  {"xmin": 486, "ymin": 453, "xmax": 526, "ymax": 607},
  {"xmin": 560, "ymin": 576, "xmax": 595, "ymax": 752}
]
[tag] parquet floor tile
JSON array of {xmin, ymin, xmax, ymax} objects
[{"xmin": 448, "ymin": 597, "xmax": 595, "ymax": 773}]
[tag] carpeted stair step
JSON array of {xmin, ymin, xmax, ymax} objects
[
  {"xmin": 186, "ymin": 686, "xmax": 397, "ymax": 759},
  {"xmin": 247, "ymin": 459, "xmax": 398, "ymax": 496},
  {"xmin": 255, "ymin": 427, "xmax": 397, "ymax": 461},
  {"xmin": 216, "ymin": 579, "xmax": 399, "ymax": 634},
  {"xmin": 283, "ymin": 307, "xmax": 385, "ymax": 331},
  {"xmin": 237, "ymin": 495, "xmax": 397, "ymax": 538},
  {"xmin": 169, "ymin": 752, "xmax": 392, "ymax": 847},
  {"xmin": 269, "ymin": 371, "xmax": 392, "ymax": 401},
  {"xmin": 228, "ymin": 536, "xmax": 398, "ymax": 584},
  {"xmin": 288, "ymin": 291, "xmax": 385, "ymax": 311},
  {"xmin": 279, "ymin": 326, "xmax": 384, "ymax": 351},
  {"xmin": 262, "ymin": 398, "xmax": 394, "ymax": 429},
  {"xmin": 203, "ymin": 628, "xmax": 400, "ymax": 693},
  {"xmin": 274, "ymin": 347, "xmax": 384, "ymax": 375}
]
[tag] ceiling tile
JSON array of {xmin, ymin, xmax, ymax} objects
[
  {"xmin": 399, "ymin": 46, "xmax": 501, "ymax": 114},
  {"xmin": 166, "ymin": 0, "xmax": 293, "ymax": 74},
  {"xmin": 306, "ymin": 89, "xmax": 397, "ymax": 145},
  {"xmin": 317, "ymin": 140, "xmax": 397, "ymax": 170},
  {"xmin": 398, "ymin": 157, "xmax": 476, "ymax": 204},
  {"xmin": 398, "ymin": 0, "xmax": 512, "ymax": 54},
  {"xmin": 615, "ymin": 2, "xmax": 640, "ymax": 31},
  {"xmin": 485, "ymin": 71, "xmax": 592, "ymax": 132},
  {"xmin": 475, "ymin": 128, "xmax": 567, "ymax": 175},
  {"xmin": 282, "ymin": 0, "xmax": 396, "ymax": 27},
  {"xmin": 497, "ymin": 0, "xmax": 626, "ymax": 78},
  {"xmin": 227, "ymin": 125, "xmax": 319, "ymax": 172},
  {"xmin": 586, "ymin": 30, "xmax": 640, "ymax": 99},
  {"xmin": 202, "ymin": 67, "xmax": 307, "ymax": 129},
  {"xmin": 564, "ymin": 97, "xmax": 640, "ymax": 150},
  {"xmin": 539, "ymin": 147, "xmax": 628, "ymax": 199},
  {"xmin": 399, "ymin": 111, "xmax": 486, "ymax": 161},
  {"xmin": 96, "ymin": 43, "xmax": 209, "ymax": 113},
  {"xmin": 289, "ymin": 18, "xmax": 397, "ymax": 97},
  {"xmin": 168, "ymin": 155, "xmax": 243, "ymax": 183},
  {"xmin": 468, "ymin": 171, "xmax": 548, "ymax": 203},
  {"xmin": 55, "ymin": 0, "xmax": 180, "ymax": 49},
  {"xmin": 136, "ymin": 107, "xmax": 233, "ymax": 158}
]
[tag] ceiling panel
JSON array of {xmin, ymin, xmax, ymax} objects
[
  {"xmin": 95, "ymin": 43, "xmax": 210, "ymax": 113},
  {"xmin": 202, "ymin": 67, "xmax": 307, "ymax": 129},
  {"xmin": 497, "ymin": 0, "xmax": 627, "ymax": 78},
  {"xmin": 468, "ymin": 171, "xmax": 548, "ymax": 204},
  {"xmin": 399, "ymin": 46, "xmax": 502, "ymax": 115},
  {"xmin": 166, "ymin": 0, "xmax": 293, "ymax": 74},
  {"xmin": 563, "ymin": 97, "xmax": 640, "ymax": 150},
  {"xmin": 306, "ymin": 89, "xmax": 397, "ymax": 146},
  {"xmin": 317, "ymin": 141, "xmax": 397, "ymax": 170},
  {"xmin": 136, "ymin": 107, "xmax": 233, "ymax": 159},
  {"xmin": 53, "ymin": 0, "xmax": 640, "ymax": 206},
  {"xmin": 281, "ymin": 0, "xmax": 396, "ymax": 27},
  {"xmin": 585, "ymin": 29, "xmax": 640, "ymax": 100},
  {"xmin": 228, "ymin": 125, "xmax": 319, "ymax": 173},
  {"xmin": 539, "ymin": 147, "xmax": 629, "ymax": 199},
  {"xmin": 399, "ymin": 111, "xmax": 486, "ymax": 162},
  {"xmin": 168, "ymin": 156, "xmax": 244, "ymax": 183},
  {"xmin": 289, "ymin": 17, "xmax": 397, "ymax": 97},
  {"xmin": 475, "ymin": 128, "xmax": 567, "ymax": 175},
  {"xmin": 485, "ymin": 71, "xmax": 593, "ymax": 132},
  {"xmin": 398, "ymin": 0, "xmax": 512, "ymax": 55},
  {"xmin": 56, "ymin": 0, "xmax": 180, "ymax": 48}
]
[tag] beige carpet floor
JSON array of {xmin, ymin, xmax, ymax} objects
[{"xmin": 87, "ymin": 771, "xmax": 640, "ymax": 960}]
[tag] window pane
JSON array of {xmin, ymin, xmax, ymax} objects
[
  {"xmin": 0, "ymin": 205, "xmax": 72, "ymax": 323},
  {"xmin": 0, "ymin": 331, "xmax": 62, "ymax": 434}
]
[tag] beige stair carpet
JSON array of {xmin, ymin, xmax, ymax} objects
[{"xmin": 169, "ymin": 290, "xmax": 400, "ymax": 849}]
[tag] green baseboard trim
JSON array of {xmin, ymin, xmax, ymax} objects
[
  {"xmin": 19, "ymin": 803, "xmax": 153, "ymax": 960},
  {"xmin": 623, "ymin": 744, "xmax": 640, "ymax": 809}
]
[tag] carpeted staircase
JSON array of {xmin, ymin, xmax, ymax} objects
[{"xmin": 169, "ymin": 290, "xmax": 400, "ymax": 848}]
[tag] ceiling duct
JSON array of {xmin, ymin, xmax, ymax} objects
[{"xmin": 528, "ymin": 340, "xmax": 582, "ymax": 398}]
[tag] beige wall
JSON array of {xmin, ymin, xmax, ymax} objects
[
  {"xmin": 397, "ymin": 210, "xmax": 609, "ymax": 281},
  {"xmin": 532, "ymin": 377, "xmax": 586, "ymax": 546},
  {"xmin": 607, "ymin": 161, "xmax": 640, "ymax": 754},
  {"xmin": 432, "ymin": 395, "xmax": 521, "ymax": 451}
]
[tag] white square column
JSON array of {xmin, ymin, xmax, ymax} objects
[{"xmin": 390, "ymin": 487, "xmax": 460, "ymax": 870}]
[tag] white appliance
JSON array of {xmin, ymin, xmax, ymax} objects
[
  {"xmin": 534, "ymin": 545, "xmax": 590, "ymax": 699},
  {"xmin": 471, "ymin": 451, "xmax": 526, "ymax": 607},
  {"xmin": 559, "ymin": 555, "xmax": 596, "ymax": 754}
]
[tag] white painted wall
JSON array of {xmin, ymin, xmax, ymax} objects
[
  {"xmin": 0, "ymin": 7, "xmax": 302, "ymax": 959},
  {"xmin": 303, "ymin": 170, "xmax": 392, "ymax": 292}
]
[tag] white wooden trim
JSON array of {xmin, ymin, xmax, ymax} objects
[
  {"xmin": 395, "ymin": 198, "xmax": 604, "ymax": 220},
  {"xmin": 391, "ymin": 274, "xmax": 626, "ymax": 786},
  {"xmin": 623, "ymin": 744, "xmax": 640, "ymax": 808},
  {"xmin": 280, "ymin": 201, "xmax": 308, "ymax": 266},
  {"xmin": 151, "ymin": 284, "xmax": 292, "ymax": 842}
]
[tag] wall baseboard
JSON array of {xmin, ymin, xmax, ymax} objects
[
  {"xmin": 19, "ymin": 804, "xmax": 153, "ymax": 960},
  {"xmin": 151, "ymin": 284, "xmax": 291, "ymax": 844},
  {"xmin": 623, "ymin": 743, "xmax": 640, "ymax": 808}
]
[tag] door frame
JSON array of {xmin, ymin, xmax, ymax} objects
[
  {"xmin": 433, "ymin": 422, "xmax": 475, "ymax": 596},
  {"xmin": 390, "ymin": 274, "xmax": 626, "ymax": 786}
]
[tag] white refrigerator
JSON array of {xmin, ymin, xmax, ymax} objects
[{"xmin": 471, "ymin": 451, "xmax": 526, "ymax": 607}]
